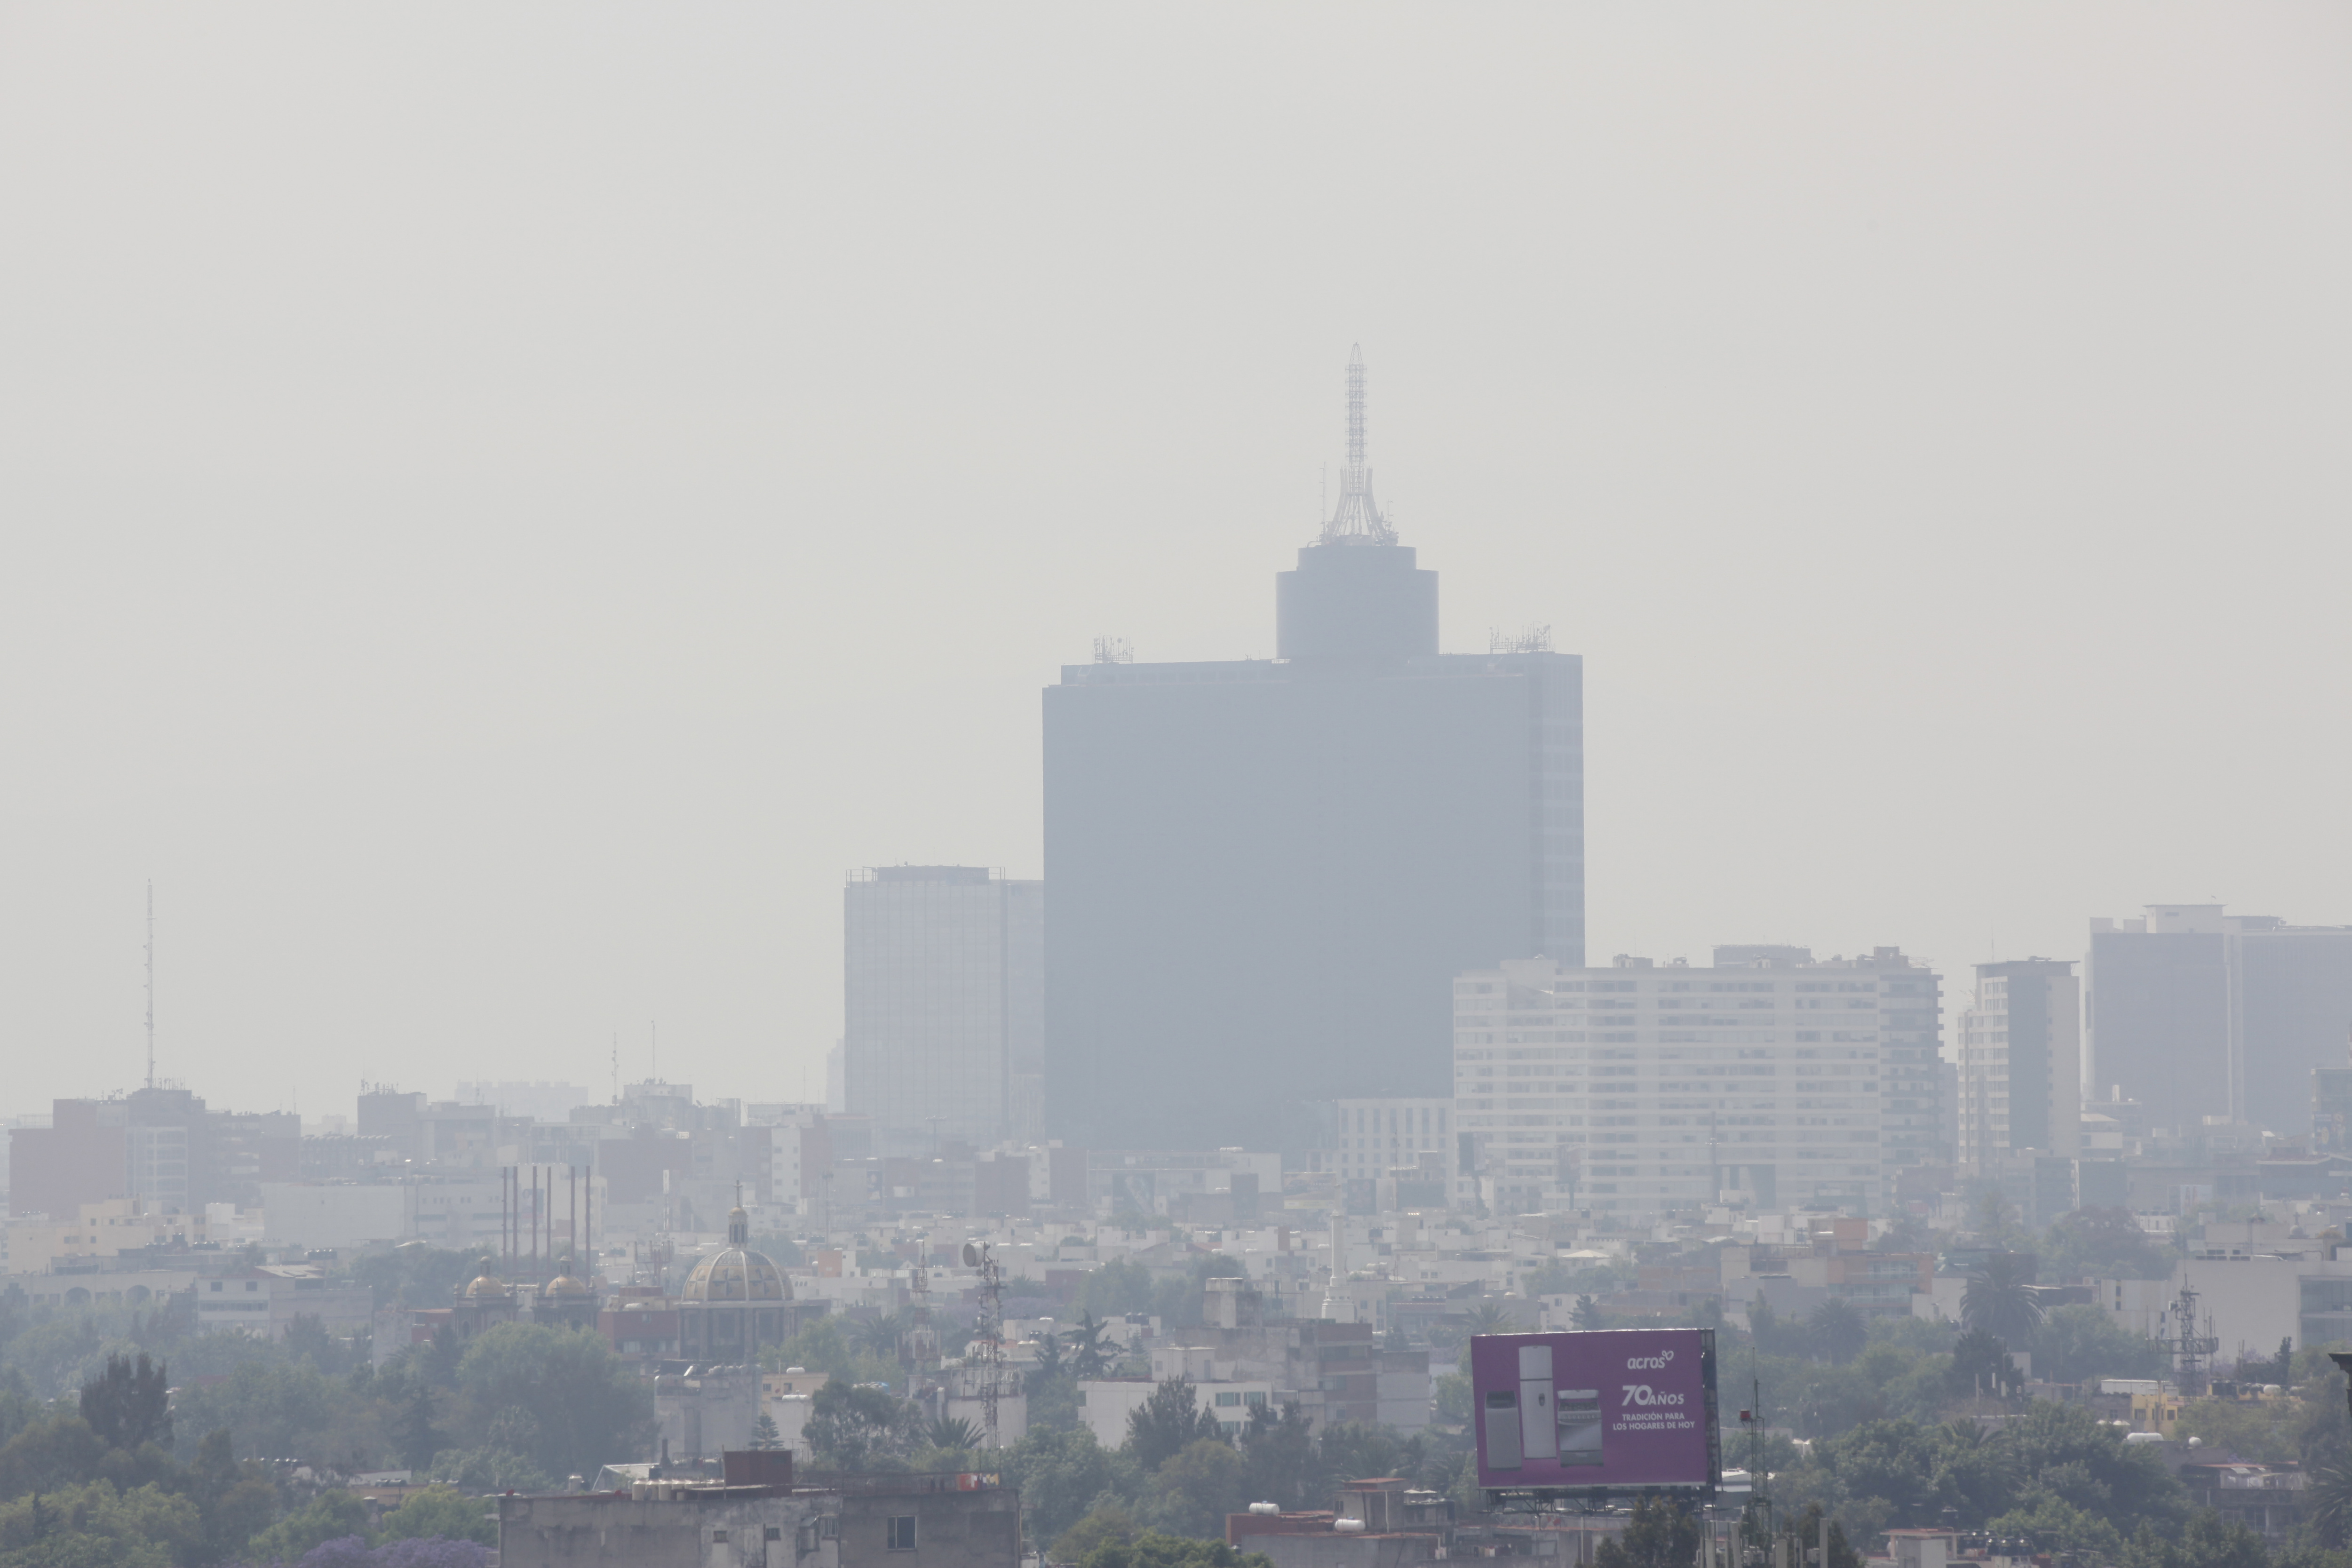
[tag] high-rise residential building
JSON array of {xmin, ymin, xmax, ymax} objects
[
  {"xmin": 1452, "ymin": 946, "xmax": 1939, "ymax": 1217},
  {"xmin": 1956, "ymin": 959, "xmax": 2082, "ymax": 1177},
  {"xmin": 2087, "ymin": 905, "xmax": 2352, "ymax": 1137},
  {"xmin": 1044, "ymin": 351, "xmax": 1581, "ymax": 1153},
  {"xmin": 843, "ymin": 866, "xmax": 1044, "ymax": 1155}
]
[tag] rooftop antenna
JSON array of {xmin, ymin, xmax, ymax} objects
[
  {"xmin": 1319, "ymin": 345, "xmax": 1396, "ymax": 546},
  {"xmin": 143, "ymin": 881, "xmax": 155, "ymax": 1090}
]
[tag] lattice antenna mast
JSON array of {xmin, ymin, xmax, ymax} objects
[
  {"xmin": 1320, "ymin": 345, "xmax": 1396, "ymax": 546},
  {"xmin": 964, "ymin": 1240, "xmax": 1005, "ymax": 1449},
  {"xmin": 144, "ymin": 882, "xmax": 155, "ymax": 1090}
]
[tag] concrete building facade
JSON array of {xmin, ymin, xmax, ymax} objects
[
  {"xmin": 1455, "ymin": 947, "xmax": 1939, "ymax": 1217},
  {"xmin": 2088, "ymin": 904, "xmax": 2352, "ymax": 1138},
  {"xmin": 1043, "ymin": 355, "xmax": 1580, "ymax": 1154},
  {"xmin": 844, "ymin": 867, "xmax": 1043, "ymax": 1156},
  {"xmin": 1958, "ymin": 959, "xmax": 2082, "ymax": 1177}
]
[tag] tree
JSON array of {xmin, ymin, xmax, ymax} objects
[
  {"xmin": 1075, "ymin": 1261, "xmax": 1158, "ymax": 1320},
  {"xmin": 1070, "ymin": 1312, "xmax": 1114, "ymax": 1379},
  {"xmin": 803, "ymin": 1381, "xmax": 918, "ymax": 1472},
  {"xmin": 1810, "ymin": 1300, "xmax": 1868, "ymax": 1366},
  {"xmin": 750, "ymin": 1413, "xmax": 784, "ymax": 1451},
  {"xmin": 858, "ymin": 1311, "xmax": 908, "ymax": 1363},
  {"xmin": 245, "ymin": 1491, "xmax": 372, "ymax": 1566},
  {"xmin": 1962, "ymin": 1254, "xmax": 2044, "ymax": 1343},
  {"xmin": 397, "ymin": 1384, "xmax": 442, "ymax": 1472},
  {"xmin": 2031, "ymin": 1304, "xmax": 2168, "ymax": 1386},
  {"xmin": 1572, "ymin": 1295, "xmax": 1604, "ymax": 1331},
  {"xmin": 2042, "ymin": 1207, "xmax": 2176, "ymax": 1282},
  {"xmin": 1053, "ymin": 1502, "xmax": 1142, "ymax": 1566},
  {"xmin": 1950, "ymin": 1327, "xmax": 2019, "ymax": 1400},
  {"xmin": 1593, "ymin": 1495, "xmax": 1700, "ymax": 1568},
  {"xmin": 1239, "ymin": 1401, "xmax": 1314, "ymax": 1512},
  {"xmin": 377, "ymin": 1483, "xmax": 498, "ymax": 1546},
  {"xmin": 1146, "ymin": 1436, "xmax": 1247, "ymax": 1537},
  {"xmin": 2307, "ymin": 1454, "xmax": 2352, "ymax": 1549},
  {"xmin": 451, "ymin": 1322, "xmax": 655, "ymax": 1481},
  {"xmin": 1461, "ymin": 1301, "xmax": 1523, "ymax": 1337},
  {"xmin": 1125, "ymin": 1378, "xmax": 1224, "ymax": 1472},
  {"xmin": 79, "ymin": 1353, "xmax": 171, "ymax": 1450},
  {"xmin": 1001, "ymin": 1427, "xmax": 1144, "ymax": 1549},
  {"xmin": 1079, "ymin": 1529, "xmax": 1274, "ymax": 1568},
  {"xmin": 1033, "ymin": 1329, "xmax": 1066, "ymax": 1380},
  {"xmin": 186, "ymin": 1427, "xmax": 278, "ymax": 1565}
]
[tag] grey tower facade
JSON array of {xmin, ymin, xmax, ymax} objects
[
  {"xmin": 2087, "ymin": 903, "xmax": 2352, "ymax": 1137},
  {"xmin": 1043, "ymin": 350, "xmax": 1582, "ymax": 1153},
  {"xmin": 843, "ymin": 867, "xmax": 1044, "ymax": 1154}
]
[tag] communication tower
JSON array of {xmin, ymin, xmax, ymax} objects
[{"xmin": 963, "ymin": 1240, "xmax": 1005, "ymax": 1448}]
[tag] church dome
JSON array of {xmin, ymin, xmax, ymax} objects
[
  {"xmin": 461, "ymin": 1257, "xmax": 512, "ymax": 1300},
  {"xmin": 681, "ymin": 1204, "xmax": 790, "ymax": 1304}
]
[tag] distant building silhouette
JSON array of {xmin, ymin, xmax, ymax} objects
[
  {"xmin": 843, "ymin": 865, "xmax": 1043, "ymax": 1155},
  {"xmin": 2087, "ymin": 904, "xmax": 2352, "ymax": 1138},
  {"xmin": 1043, "ymin": 350, "xmax": 1582, "ymax": 1153}
]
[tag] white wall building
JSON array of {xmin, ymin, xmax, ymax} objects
[
  {"xmin": 1454, "ymin": 947, "xmax": 1938, "ymax": 1217},
  {"xmin": 844, "ymin": 867, "xmax": 1044, "ymax": 1154},
  {"xmin": 1331, "ymin": 1099, "xmax": 1454, "ymax": 1187}
]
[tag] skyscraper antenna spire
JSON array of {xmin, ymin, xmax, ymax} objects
[
  {"xmin": 1320, "ymin": 344, "xmax": 1396, "ymax": 546},
  {"xmin": 144, "ymin": 881, "xmax": 155, "ymax": 1090}
]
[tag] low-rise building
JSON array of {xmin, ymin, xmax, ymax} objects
[
  {"xmin": 196, "ymin": 1264, "xmax": 372, "ymax": 1340},
  {"xmin": 496, "ymin": 1461, "xmax": 1019, "ymax": 1568}
]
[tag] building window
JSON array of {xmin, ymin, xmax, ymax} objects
[
  {"xmin": 712, "ymin": 1530, "xmax": 729, "ymax": 1544},
  {"xmin": 889, "ymin": 1515, "xmax": 919, "ymax": 1551},
  {"xmin": 1215, "ymin": 1391, "xmax": 1241, "ymax": 1406}
]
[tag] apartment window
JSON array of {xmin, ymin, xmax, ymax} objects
[
  {"xmin": 711, "ymin": 1531, "xmax": 729, "ymax": 1544},
  {"xmin": 889, "ymin": 1516, "xmax": 919, "ymax": 1551}
]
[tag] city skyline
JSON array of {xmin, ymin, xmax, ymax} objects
[{"xmin": 4, "ymin": 7, "xmax": 2347, "ymax": 1119}]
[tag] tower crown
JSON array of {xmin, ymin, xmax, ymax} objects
[{"xmin": 1320, "ymin": 345, "xmax": 1396, "ymax": 546}]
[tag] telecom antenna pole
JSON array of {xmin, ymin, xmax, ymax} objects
[{"xmin": 963, "ymin": 1241, "xmax": 1004, "ymax": 1449}]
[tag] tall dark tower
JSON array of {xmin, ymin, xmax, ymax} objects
[{"xmin": 1043, "ymin": 350, "xmax": 1582, "ymax": 1154}]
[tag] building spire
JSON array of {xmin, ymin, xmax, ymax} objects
[{"xmin": 1320, "ymin": 345, "xmax": 1397, "ymax": 546}]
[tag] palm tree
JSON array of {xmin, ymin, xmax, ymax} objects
[
  {"xmin": 858, "ymin": 1310, "xmax": 909, "ymax": 1362},
  {"xmin": 1462, "ymin": 1300, "xmax": 1524, "ymax": 1338},
  {"xmin": 1961, "ymin": 1254, "xmax": 2044, "ymax": 1344},
  {"xmin": 1808, "ymin": 1299, "xmax": 1868, "ymax": 1365},
  {"xmin": 2307, "ymin": 1456, "xmax": 2352, "ymax": 1549}
]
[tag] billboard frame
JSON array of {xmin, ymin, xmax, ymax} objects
[{"xmin": 1470, "ymin": 1327, "xmax": 1721, "ymax": 1509}]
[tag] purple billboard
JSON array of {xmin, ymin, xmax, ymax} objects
[{"xmin": 1470, "ymin": 1328, "xmax": 1719, "ymax": 1492}]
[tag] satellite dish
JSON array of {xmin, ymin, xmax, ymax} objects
[{"xmin": 962, "ymin": 1242, "xmax": 983, "ymax": 1268}]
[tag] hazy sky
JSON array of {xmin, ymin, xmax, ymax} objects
[{"xmin": 3, "ymin": 6, "xmax": 2347, "ymax": 1122}]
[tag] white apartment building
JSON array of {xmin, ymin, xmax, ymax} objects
[
  {"xmin": 843, "ymin": 867, "xmax": 1044, "ymax": 1154},
  {"xmin": 1958, "ymin": 958, "xmax": 2081, "ymax": 1175},
  {"xmin": 1331, "ymin": 1099, "xmax": 1455, "ymax": 1186},
  {"xmin": 1454, "ymin": 947, "xmax": 1938, "ymax": 1217}
]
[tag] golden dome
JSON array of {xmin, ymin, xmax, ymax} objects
[
  {"xmin": 461, "ymin": 1257, "xmax": 511, "ymax": 1300},
  {"xmin": 681, "ymin": 1244, "xmax": 789, "ymax": 1304},
  {"xmin": 544, "ymin": 1274, "xmax": 595, "ymax": 1298}
]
